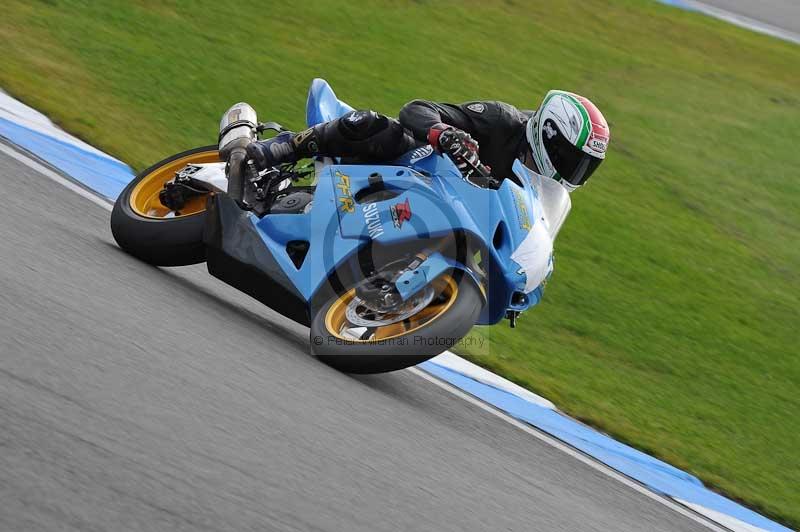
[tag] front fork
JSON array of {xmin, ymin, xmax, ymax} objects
[{"xmin": 356, "ymin": 248, "xmax": 485, "ymax": 316}]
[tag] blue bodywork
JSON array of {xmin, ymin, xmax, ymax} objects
[{"xmin": 241, "ymin": 79, "xmax": 552, "ymax": 326}]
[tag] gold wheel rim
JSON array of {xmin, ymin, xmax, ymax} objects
[
  {"xmin": 324, "ymin": 275, "xmax": 459, "ymax": 342},
  {"xmin": 130, "ymin": 149, "xmax": 221, "ymax": 218}
]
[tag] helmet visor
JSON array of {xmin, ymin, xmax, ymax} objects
[{"xmin": 542, "ymin": 120, "xmax": 603, "ymax": 186}]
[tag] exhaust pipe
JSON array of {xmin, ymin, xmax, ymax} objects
[{"xmin": 218, "ymin": 103, "xmax": 258, "ymax": 203}]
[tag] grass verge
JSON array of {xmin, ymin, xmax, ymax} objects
[{"xmin": 2, "ymin": 0, "xmax": 798, "ymax": 525}]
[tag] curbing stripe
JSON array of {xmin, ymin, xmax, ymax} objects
[{"xmin": 418, "ymin": 357, "xmax": 785, "ymax": 532}]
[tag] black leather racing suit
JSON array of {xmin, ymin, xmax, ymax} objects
[
  {"xmin": 399, "ymin": 100, "xmax": 533, "ymax": 181},
  {"xmin": 297, "ymin": 100, "xmax": 533, "ymax": 181}
]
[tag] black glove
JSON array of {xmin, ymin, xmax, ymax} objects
[
  {"xmin": 428, "ymin": 123, "xmax": 493, "ymax": 183},
  {"xmin": 428, "ymin": 123, "xmax": 478, "ymax": 159}
]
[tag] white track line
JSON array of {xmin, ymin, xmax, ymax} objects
[
  {"xmin": 0, "ymin": 138, "xmax": 731, "ymax": 532},
  {"xmin": 0, "ymin": 142, "xmax": 114, "ymax": 211}
]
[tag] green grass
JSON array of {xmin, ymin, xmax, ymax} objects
[{"xmin": 2, "ymin": 0, "xmax": 799, "ymax": 525}]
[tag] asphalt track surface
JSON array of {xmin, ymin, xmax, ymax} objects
[
  {"xmin": 0, "ymin": 149, "xmax": 718, "ymax": 532},
  {"xmin": 698, "ymin": 0, "xmax": 800, "ymax": 35}
]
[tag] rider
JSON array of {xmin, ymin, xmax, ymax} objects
[{"xmin": 246, "ymin": 90, "xmax": 610, "ymax": 191}]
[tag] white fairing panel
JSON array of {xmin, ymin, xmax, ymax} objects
[
  {"xmin": 511, "ymin": 222, "xmax": 554, "ymax": 292},
  {"xmin": 535, "ymin": 173, "xmax": 572, "ymax": 239},
  {"xmin": 510, "ymin": 161, "xmax": 572, "ymax": 292},
  {"xmin": 512, "ymin": 160, "xmax": 572, "ymax": 239}
]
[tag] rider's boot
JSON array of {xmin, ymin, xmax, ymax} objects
[
  {"xmin": 246, "ymin": 131, "xmax": 300, "ymax": 170},
  {"xmin": 246, "ymin": 126, "xmax": 322, "ymax": 167}
]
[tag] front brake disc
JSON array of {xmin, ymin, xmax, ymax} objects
[{"xmin": 344, "ymin": 286, "xmax": 435, "ymax": 327}]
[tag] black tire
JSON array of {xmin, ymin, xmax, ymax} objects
[
  {"xmin": 310, "ymin": 274, "xmax": 483, "ymax": 374},
  {"xmin": 110, "ymin": 145, "xmax": 219, "ymax": 266}
]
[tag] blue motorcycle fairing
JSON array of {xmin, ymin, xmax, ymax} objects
[
  {"xmin": 248, "ymin": 180, "xmax": 361, "ymax": 304},
  {"xmin": 248, "ymin": 158, "xmax": 485, "ymax": 306},
  {"xmin": 226, "ymin": 78, "xmax": 557, "ymax": 327},
  {"xmin": 327, "ymin": 162, "xmax": 482, "ymax": 242},
  {"xmin": 394, "ymin": 252, "xmax": 484, "ymax": 302},
  {"xmin": 306, "ymin": 78, "xmax": 355, "ymax": 127}
]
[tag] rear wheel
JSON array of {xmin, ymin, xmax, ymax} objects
[
  {"xmin": 110, "ymin": 146, "xmax": 220, "ymax": 266},
  {"xmin": 310, "ymin": 274, "xmax": 483, "ymax": 374}
]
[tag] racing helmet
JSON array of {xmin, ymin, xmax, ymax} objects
[{"xmin": 525, "ymin": 90, "xmax": 610, "ymax": 190}]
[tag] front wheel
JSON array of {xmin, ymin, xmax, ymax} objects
[
  {"xmin": 111, "ymin": 145, "xmax": 220, "ymax": 266},
  {"xmin": 310, "ymin": 274, "xmax": 483, "ymax": 374}
]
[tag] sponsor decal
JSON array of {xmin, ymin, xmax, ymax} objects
[
  {"xmin": 588, "ymin": 131, "xmax": 609, "ymax": 153},
  {"xmin": 589, "ymin": 138, "xmax": 607, "ymax": 152},
  {"xmin": 466, "ymin": 102, "xmax": 485, "ymax": 113},
  {"xmin": 362, "ymin": 202, "xmax": 384, "ymax": 238},
  {"xmin": 390, "ymin": 198, "xmax": 412, "ymax": 229},
  {"xmin": 345, "ymin": 110, "xmax": 366, "ymax": 124},
  {"xmin": 292, "ymin": 127, "xmax": 313, "ymax": 147},
  {"xmin": 293, "ymin": 128, "xmax": 318, "ymax": 153},
  {"xmin": 512, "ymin": 189, "xmax": 531, "ymax": 231},
  {"xmin": 335, "ymin": 170, "xmax": 355, "ymax": 214},
  {"xmin": 409, "ymin": 144, "xmax": 434, "ymax": 163}
]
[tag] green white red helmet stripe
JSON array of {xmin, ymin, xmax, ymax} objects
[
  {"xmin": 535, "ymin": 90, "xmax": 608, "ymax": 153},
  {"xmin": 526, "ymin": 89, "xmax": 610, "ymax": 187},
  {"xmin": 574, "ymin": 94, "xmax": 610, "ymax": 157},
  {"xmin": 556, "ymin": 92, "xmax": 592, "ymax": 149}
]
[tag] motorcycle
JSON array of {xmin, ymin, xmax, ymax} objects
[{"xmin": 110, "ymin": 79, "xmax": 571, "ymax": 373}]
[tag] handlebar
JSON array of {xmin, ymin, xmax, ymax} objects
[{"xmin": 446, "ymin": 149, "xmax": 498, "ymax": 189}]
